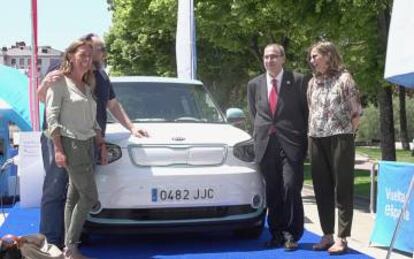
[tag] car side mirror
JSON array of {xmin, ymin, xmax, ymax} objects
[{"xmin": 226, "ymin": 108, "xmax": 246, "ymax": 130}]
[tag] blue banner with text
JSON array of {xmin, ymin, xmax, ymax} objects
[{"xmin": 370, "ymin": 161, "xmax": 414, "ymax": 253}]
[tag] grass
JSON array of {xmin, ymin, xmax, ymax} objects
[
  {"xmin": 303, "ymin": 147, "xmax": 413, "ymax": 198},
  {"xmin": 304, "ymin": 164, "xmax": 371, "ymax": 198},
  {"xmin": 356, "ymin": 146, "xmax": 414, "ymax": 163}
]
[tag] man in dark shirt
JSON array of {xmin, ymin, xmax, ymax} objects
[{"xmin": 37, "ymin": 33, "xmax": 148, "ymax": 248}]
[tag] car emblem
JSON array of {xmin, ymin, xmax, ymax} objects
[{"xmin": 172, "ymin": 136, "xmax": 186, "ymax": 141}]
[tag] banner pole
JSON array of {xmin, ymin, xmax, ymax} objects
[
  {"xmin": 369, "ymin": 162, "xmax": 378, "ymax": 214},
  {"xmin": 30, "ymin": 0, "xmax": 40, "ymax": 131},
  {"xmin": 386, "ymin": 175, "xmax": 414, "ymax": 259},
  {"xmin": 176, "ymin": 0, "xmax": 196, "ymax": 79}
]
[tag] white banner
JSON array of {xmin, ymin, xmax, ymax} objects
[
  {"xmin": 176, "ymin": 0, "xmax": 197, "ymax": 79},
  {"xmin": 384, "ymin": 0, "xmax": 414, "ymax": 88},
  {"xmin": 17, "ymin": 131, "xmax": 44, "ymax": 208}
]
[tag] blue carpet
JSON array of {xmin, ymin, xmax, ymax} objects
[{"xmin": 0, "ymin": 205, "xmax": 372, "ymax": 259}]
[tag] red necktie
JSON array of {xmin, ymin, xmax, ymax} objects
[{"xmin": 269, "ymin": 78, "xmax": 278, "ymax": 116}]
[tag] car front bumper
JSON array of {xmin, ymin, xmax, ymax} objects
[{"xmin": 84, "ymin": 207, "xmax": 265, "ymax": 234}]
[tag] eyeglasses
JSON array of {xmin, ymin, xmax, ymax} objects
[
  {"xmin": 96, "ymin": 46, "xmax": 106, "ymax": 52},
  {"xmin": 265, "ymin": 54, "xmax": 283, "ymax": 59}
]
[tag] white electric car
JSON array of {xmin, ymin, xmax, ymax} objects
[{"xmin": 84, "ymin": 76, "xmax": 266, "ymax": 237}]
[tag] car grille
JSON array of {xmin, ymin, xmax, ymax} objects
[
  {"xmin": 91, "ymin": 205, "xmax": 256, "ymax": 220},
  {"xmin": 128, "ymin": 144, "xmax": 227, "ymax": 166}
]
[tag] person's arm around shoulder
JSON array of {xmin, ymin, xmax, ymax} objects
[
  {"xmin": 107, "ymin": 98, "xmax": 149, "ymax": 137},
  {"xmin": 37, "ymin": 70, "xmax": 64, "ymax": 102}
]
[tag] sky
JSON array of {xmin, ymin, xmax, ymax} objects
[{"xmin": 1, "ymin": 0, "xmax": 112, "ymax": 51}]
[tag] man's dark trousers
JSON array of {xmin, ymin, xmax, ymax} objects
[
  {"xmin": 39, "ymin": 134, "xmax": 68, "ymax": 248},
  {"xmin": 260, "ymin": 134, "xmax": 304, "ymax": 241}
]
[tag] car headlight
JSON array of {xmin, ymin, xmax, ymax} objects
[
  {"xmin": 97, "ymin": 143, "xmax": 122, "ymax": 164},
  {"xmin": 233, "ymin": 139, "xmax": 255, "ymax": 162}
]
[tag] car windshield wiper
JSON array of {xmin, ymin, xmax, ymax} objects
[
  {"xmin": 173, "ymin": 116, "xmax": 202, "ymax": 122},
  {"xmin": 131, "ymin": 118, "xmax": 167, "ymax": 122}
]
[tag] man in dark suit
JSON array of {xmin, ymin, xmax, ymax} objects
[{"xmin": 247, "ymin": 43, "xmax": 308, "ymax": 251}]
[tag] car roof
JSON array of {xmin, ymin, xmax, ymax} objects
[{"xmin": 110, "ymin": 76, "xmax": 203, "ymax": 86}]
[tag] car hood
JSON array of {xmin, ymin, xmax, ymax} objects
[{"xmin": 105, "ymin": 123, "xmax": 251, "ymax": 147}]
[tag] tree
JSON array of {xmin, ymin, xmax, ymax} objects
[
  {"xmin": 105, "ymin": 0, "xmax": 398, "ymax": 160},
  {"xmin": 376, "ymin": 2, "xmax": 396, "ymax": 160},
  {"xmin": 105, "ymin": 0, "xmax": 314, "ymax": 109},
  {"xmin": 398, "ymin": 86, "xmax": 410, "ymax": 150}
]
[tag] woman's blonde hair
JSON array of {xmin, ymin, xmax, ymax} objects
[
  {"xmin": 308, "ymin": 41, "xmax": 345, "ymax": 77},
  {"xmin": 60, "ymin": 39, "xmax": 95, "ymax": 89}
]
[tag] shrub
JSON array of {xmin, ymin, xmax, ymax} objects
[
  {"xmin": 356, "ymin": 103, "xmax": 380, "ymax": 143},
  {"xmin": 356, "ymin": 96, "xmax": 414, "ymax": 143}
]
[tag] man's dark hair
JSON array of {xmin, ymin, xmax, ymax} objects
[{"xmin": 79, "ymin": 33, "xmax": 98, "ymax": 41}]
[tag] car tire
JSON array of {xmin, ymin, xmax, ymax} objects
[
  {"xmin": 80, "ymin": 232, "xmax": 90, "ymax": 244},
  {"xmin": 233, "ymin": 224, "xmax": 264, "ymax": 239}
]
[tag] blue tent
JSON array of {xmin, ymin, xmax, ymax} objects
[
  {"xmin": 384, "ymin": 0, "xmax": 414, "ymax": 88},
  {"xmin": 0, "ymin": 99, "xmax": 31, "ymax": 131},
  {"xmin": 0, "ymin": 100, "xmax": 21, "ymax": 197},
  {"xmin": 0, "ymin": 65, "xmax": 44, "ymax": 198},
  {"xmin": 0, "ymin": 64, "xmax": 44, "ymax": 130}
]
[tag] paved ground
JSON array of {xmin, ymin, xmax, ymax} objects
[
  {"xmin": 302, "ymin": 154, "xmax": 413, "ymax": 259},
  {"xmin": 354, "ymin": 153, "xmax": 376, "ymax": 171},
  {"xmin": 302, "ymin": 187, "xmax": 413, "ymax": 258}
]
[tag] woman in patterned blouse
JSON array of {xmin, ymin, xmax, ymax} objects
[{"xmin": 307, "ymin": 41, "xmax": 362, "ymax": 255}]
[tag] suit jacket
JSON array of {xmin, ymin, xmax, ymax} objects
[{"xmin": 247, "ymin": 70, "xmax": 309, "ymax": 163}]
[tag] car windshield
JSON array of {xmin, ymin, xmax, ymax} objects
[{"xmin": 108, "ymin": 81, "xmax": 225, "ymax": 123}]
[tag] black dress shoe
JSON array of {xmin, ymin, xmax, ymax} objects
[
  {"xmin": 264, "ymin": 236, "xmax": 283, "ymax": 249},
  {"xmin": 284, "ymin": 239, "xmax": 298, "ymax": 251}
]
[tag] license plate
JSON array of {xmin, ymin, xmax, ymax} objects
[{"xmin": 151, "ymin": 187, "xmax": 215, "ymax": 202}]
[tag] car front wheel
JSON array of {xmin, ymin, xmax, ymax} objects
[{"xmin": 233, "ymin": 223, "xmax": 264, "ymax": 239}]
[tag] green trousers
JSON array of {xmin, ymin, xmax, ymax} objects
[
  {"xmin": 309, "ymin": 134, "xmax": 355, "ymax": 238},
  {"xmin": 61, "ymin": 137, "xmax": 97, "ymax": 246}
]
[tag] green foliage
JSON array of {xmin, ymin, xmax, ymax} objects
[
  {"xmin": 357, "ymin": 103, "xmax": 380, "ymax": 142},
  {"xmin": 356, "ymin": 147, "xmax": 414, "ymax": 163},
  {"xmin": 106, "ymin": 0, "xmax": 177, "ymax": 76},
  {"xmin": 393, "ymin": 95, "xmax": 414, "ymax": 141},
  {"xmin": 105, "ymin": 0, "xmax": 392, "ymax": 111},
  {"xmin": 357, "ymin": 96, "xmax": 414, "ymax": 142}
]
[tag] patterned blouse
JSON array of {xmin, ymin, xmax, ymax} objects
[{"xmin": 307, "ymin": 71, "xmax": 362, "ymax": 138}]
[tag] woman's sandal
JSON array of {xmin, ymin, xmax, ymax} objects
[
  {"xmin": 312, "ymin": 235, "xmax": 334, "ymax": 251},
  {"xmin": 328, "ymin": 239, "xmax": 348, "ymax": 255}
]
